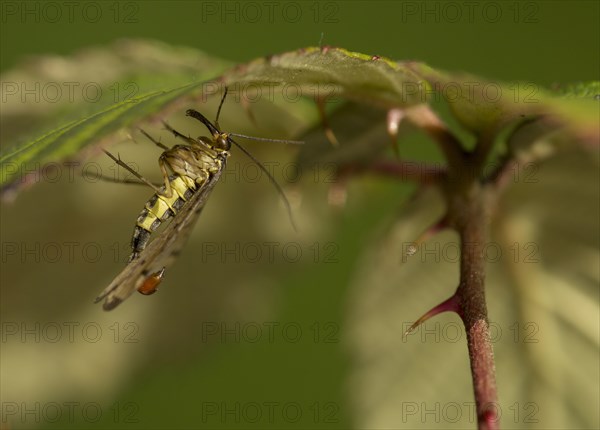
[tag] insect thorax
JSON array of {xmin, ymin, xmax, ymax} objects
[{"xmin": 162, "ymin": 144, "xmax": 227, "ymax": 183}]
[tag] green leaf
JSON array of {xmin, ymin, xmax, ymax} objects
[
  {"xmin": 550, "ymin": 81, "xmax": 600, "ymax": 99},
  {"xmin": 0, "ymin": 40, "xmax": 233, "ymax": 191},
  {"xmin": 406, "ymin": 63, "xmax": 599, "ymax": 146},
  {"xmin": 2, "ymin": 42, "xmax": 597, "ymax": 195},
  {"xmin": 221, "ymin": 47, "xmax": 431, "ymax": 107},
  {"xmin": 295, "ymin": 102, "xmax": 391, "ymax": 166}
]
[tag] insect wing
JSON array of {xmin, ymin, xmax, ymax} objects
[{"xmin": 94, "ymin": 161, "xmax": 226, "ymax": 311}]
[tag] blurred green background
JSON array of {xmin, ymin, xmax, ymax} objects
[{"xmin": 1, "ymin": 1, "xmax": 599, "ymax": 429}]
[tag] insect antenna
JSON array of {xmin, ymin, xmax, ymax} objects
[
  {"xmin": 186, "ymin": 109, "xmax": 219, "ymax": 136},
  {"xmin": 210, "ymin": 87, "xmax": 304, "ymax": 144},
  {"xmin": 214, "ymin": 87, "xmax": 228, "ymax": 131},
  {"xmin": 192, "ymin": 86, "xmax": 303, "ymax": 231},
  {"xmin": 228, "ymin": 133, "xmax": 304, "ymax": 145},
  {"xmin": 228, "ymin": 136, "xmax": 299, "ymax": 232}
]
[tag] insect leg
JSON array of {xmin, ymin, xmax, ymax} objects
[
  {"xmin": 103, "ymin": 150, "xmax": 165, "ymax": 195},
  {"xmin": 162, "ymin": 121, "xmax": 198, "ymax": 146},
  {"xmin": 92, "ymin": 174, "xmax": 163, "ymax": 187},
  {"xmin": 158, "ymin": 155, "xmax": 174, "ymax": 198},
  {"xmin": 163, "ymin": 120, "xmax": 218, "ymax": 157},
  {"xmin": 139, "ymin": 129, "xmax": 169, "ymax": 151}
]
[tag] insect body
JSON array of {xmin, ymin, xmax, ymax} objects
[
  {"xmin": 129, "ymin": 142, "xmax": 227, "ymax": 262},
  {"xmin": 95, "ymin": 90, "xmax": 301, "ymax": 311},
  {"xmin": 95, "ymin": 112, "xmax": 230, "ymax": 310}
]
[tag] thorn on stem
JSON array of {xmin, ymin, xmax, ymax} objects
[
  {"xmin": 404, "ymin": 104, "xmax": 465, "ymax": 169},
  {"xmin": 315, "ymin": 97, "xmax": 340, "ymax": 146},
  {"xmin": 404, "ymin": 293, "xmax": 460, "ymax": 338},
  {"xmin": 387, "ymin": 108, "xmax": 405, "ymax": 160},
  {"xmin": 406, "ymin": 214, "xmax": 449, "ymax": 256}
]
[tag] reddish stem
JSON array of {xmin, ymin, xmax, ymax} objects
[{"xmin": 450, "ymin": 186, "xmax": 499, "ymax": 430}]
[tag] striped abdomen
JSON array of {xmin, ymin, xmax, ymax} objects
[{"xmin": 128, "ymin": 175, "xmax": 198, "ymax": 262}]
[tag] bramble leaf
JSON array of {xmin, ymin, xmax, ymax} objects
[{"xmin": 1, "ymin": 41, "xmax": 597, "ymax": 197}]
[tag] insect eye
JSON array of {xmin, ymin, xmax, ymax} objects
[{"xmin": 217, "ymin": 136, "xmax": 231, "ymax": 151}]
